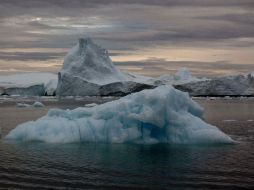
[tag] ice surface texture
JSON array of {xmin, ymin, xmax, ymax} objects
[{"xmin": 6, "ymin": 86, "xmax": 233, "ymax": 144}]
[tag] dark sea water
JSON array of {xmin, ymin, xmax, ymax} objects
[{"xmin": 0, "ymin": 97, "xmax": 254, "ymax": 189}]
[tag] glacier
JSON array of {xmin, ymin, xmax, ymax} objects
[{"xmin": 6, "ymin": 85, "xmax": 234, "ymax": 144}]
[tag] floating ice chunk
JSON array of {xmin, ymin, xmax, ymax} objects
[
  {"xmin": 85, "ymin": 103, "xmax": 98, "ymax": 107},
  {"xmin": 223, "ymin": 119, "xmax": 237, "ymax": 122},
  {"xmin": 16, "ymin": 103, "xmax": 31, "ymax": 108},
  {"xmin": 16, "ymin": 101, "xmax": 45, "ymax": 108},
  {"xmin": 32, "ymin": 101, "xmax": 45, "ymax": 108},
  {"xmin": 6, "ymin": 86, "xmax": 234, "ymax": 144}
]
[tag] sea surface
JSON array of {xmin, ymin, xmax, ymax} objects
[{"xmin": 0, "ymin": 97, "xmax": 254, "ymax": 189}]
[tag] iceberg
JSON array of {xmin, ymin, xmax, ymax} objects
[
  {"xmin": 154, "ymin": 67, "xmax": 208, "ymax": 86},
  {"xmin": 175, "ymin": 73, "xmax": 254, "ymax": 96},
  {"xmin": 6, "ymin": 85, "xmax": 233, "ymax": 144},
  {"xmin": 16, "ymin": 103, "xmax": 31, "ymax": 108},
  {"xmin": 0, "ymin": 73, "xmax": 57, "ymax": 96},
  {"xmin": 4, "ymin": 84, "xmax": 45, "ymax": 96},
  {"xmin": 56, "ymin": 38, "xmax": 154, "ymax": 96}
]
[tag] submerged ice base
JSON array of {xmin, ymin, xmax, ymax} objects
[{"xmin": 6, "ymin": 86, "xmax": 234, "ymax": 144}]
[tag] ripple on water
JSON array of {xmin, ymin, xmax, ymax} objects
[{"xmin": 0, "ymin": 142, "xmax": 254, "ymax": 189}]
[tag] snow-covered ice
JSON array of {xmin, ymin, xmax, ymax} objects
[
  {"xmin": 6, "ymin": 85, "xmax": 234, "ymax": 144},
  {"xmin": 0, "ymin": 73, "xmax": 57, "ymax": 88},
  {"xmin": 44, "ymin": 79, "xmax": 57, "ymax": 96},
  {"xmin": 0, "ymin": 73, "xmax": 57, "ymax": 96}
]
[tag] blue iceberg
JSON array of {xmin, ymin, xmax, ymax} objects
[{"xmin": 6, "ymin": 86, "xmax": 234, "ymax": 144}]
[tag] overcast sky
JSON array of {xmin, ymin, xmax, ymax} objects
[{"xmin": 0, "ymin": 0, "xmax": 254, "ymax": 76}]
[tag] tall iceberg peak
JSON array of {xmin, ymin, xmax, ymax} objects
[
  {"xmin": 6, "ymin": 85, "xmax": 234, "ymax": 144},
  {"xmin": 61, "ymin": 37, "xmax": 127, "ymax": 84}
]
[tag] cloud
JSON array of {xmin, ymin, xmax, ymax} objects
[
  {"xmin": 0, "ymin": 0, "xmax": 254, "ymax": 76},
  {"xmin": 115, "ymin": 58, "xmax": 254, "ymax": 77},
  {"xmin": 0, "ymin": 51, "xmax": 65, "ymax": 61}
]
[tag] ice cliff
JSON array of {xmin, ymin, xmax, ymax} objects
[{"xmin": 6, "ymin": 85, "xmax": 233, "ymax": 144}]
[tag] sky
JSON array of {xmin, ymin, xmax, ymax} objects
[{"xmin": 0, "ymin": 0, "xmax": 254, "ymax": 77}]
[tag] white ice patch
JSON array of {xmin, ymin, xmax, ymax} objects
[
  {"xmin": 32, "ymin": 101, "xmax": 45, "ymax": 108},
  {"xmin": 85, "ymin": 103, "xmax": 98, "ymax": 107},
  {"xmin": 0, "ymin": 73, "xmax": 57, "ymax": 88},
  {"xmin": 6, "ymin": 86, "xmax": 234, "ymax": 144},
  {"xmin": 16, "ymin": 101, "xmax": 45, "ymax": 108},
  {"xmin": 223, "ymin": 119, "xmax": 237, "ymax": 122},
  {"xmin": 16, "ymin": 103, "xmax": 31, "ymax": 108}
]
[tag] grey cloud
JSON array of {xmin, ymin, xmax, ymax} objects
[
  {"xmin": 0, "ymin": 51, "xmax": 124, "ymax": 61},
  {"xmin": 0, "ymin": 0, "xmax": 254, "ymax": 76},
  {"xmin": 0, "ymin": 52, "xmax": 66, "ymax": 61},
  {"xmin": 196, "ymin": 12, "xmax": 254, "ymax": 27},
  {"xmin": 2, "ymin": 0, "xmax": 254, "ymax": 9},
  {"xmin": 115, "ymin": 58, "xmax": 254, "ymax": 77},
  {"xmin": 1, "ymin": 1, "xmax": 254, "ymax": 41}
]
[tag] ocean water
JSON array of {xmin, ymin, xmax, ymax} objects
[{"xmin": 0, "ymin": 98, "xmax": 254, "ymax": 189}]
